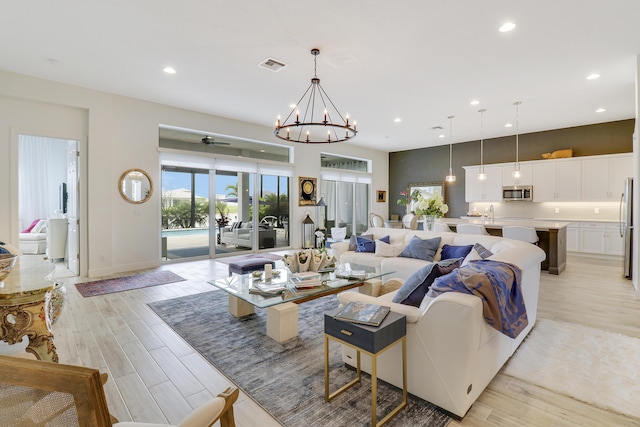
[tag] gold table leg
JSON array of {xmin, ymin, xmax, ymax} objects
[
  {"xmin": 0, "ymin": 299, "xmax": 58, "ymax": 363},
  {"xmin": 324, "ymin": 335, "xmax": 407, "ymax": 426}
]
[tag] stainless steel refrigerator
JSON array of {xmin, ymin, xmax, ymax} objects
[{"xmin": 620, "ymin": 177, "xmax": 633, "ymax": 279}]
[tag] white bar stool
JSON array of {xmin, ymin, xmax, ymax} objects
[
  {"xmin": 502, "ymin": 226, "xmax": 539, "ymax": 244},
  {"xmin": 456, "ymin": 224, "xmax": 489, "ymax": 235}
]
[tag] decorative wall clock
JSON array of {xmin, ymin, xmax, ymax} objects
[{"xmin": 299, "ymin": 176, "xmax": 317, "ymax": 206}]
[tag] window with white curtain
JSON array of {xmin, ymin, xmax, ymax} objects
[
  {"xmin": 321, "ymin": 169, "xmax": 371, "ymax": 238},
  {"xmin": 18, "ymin": 134, "xmax": 69, "ymax": 230}
]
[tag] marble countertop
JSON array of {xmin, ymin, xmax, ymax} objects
[
  {"xmin": 0, "ymin": 256, "xmax": 55, "ymax": 299},
  {"xmin": 441, "ymin": 217, "xmax": 572, "ymax": 230}
]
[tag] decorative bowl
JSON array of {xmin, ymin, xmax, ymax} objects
[{"xmin": 0, "ymin": 253, "xmax": 18, "ymax": 282}]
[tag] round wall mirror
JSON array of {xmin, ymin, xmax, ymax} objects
[{"xmin": 118, "ymin": 168, "xmax": 153, "ymax": 204}]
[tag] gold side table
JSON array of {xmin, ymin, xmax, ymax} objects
[{"xmin": 324, "ymin": 310, "xmax": 407, "ymax": 426}]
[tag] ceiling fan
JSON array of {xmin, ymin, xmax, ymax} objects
[{"xmin": 199, "ymin": 135, "xmax": 231, "ymax": 146}]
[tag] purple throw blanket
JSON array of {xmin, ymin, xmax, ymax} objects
[{"xmin": 427, "ymin": 260, "xmax": 528, "ymax": 338}]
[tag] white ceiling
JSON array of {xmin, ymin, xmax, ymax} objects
[{"xmin": 2, "ymin": 1, "xmax": 639, "ymax": 152}]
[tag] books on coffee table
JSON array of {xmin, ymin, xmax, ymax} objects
[
  {"xmin": 249, "ymin": 281, "xmax": 286, "ymax": 296},
  {"xmin": 335, "ymin": 270, "xmax": 367, "ymax": 280},
  {"xmin": 333, "ymin": 301, "xmax": 391, "ymax": 327},
  {"xmin": 292, "ymin": 271, "xmax": 321, "ymax": 280},
  {"xmin": 291, "ymin": 271, "xmax": 324, "ymax": 289}
]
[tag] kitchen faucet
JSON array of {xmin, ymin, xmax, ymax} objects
[{"xmin": 489, "ymin": 204, "xmax": 494, "ymax": 223}]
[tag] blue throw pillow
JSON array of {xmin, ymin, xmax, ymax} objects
[
  {"xmin": 355, "ymin": 235, "xmax": 390, "ymax": 253},
  {"xmin": 399, "ymin": 236, "xmax": 441, "ymax": 262},
  {"xmin": 355, "ymin": 236, "xmax": 376, "ymax": 253},
  {"xmin": 349, "ymin": 234, "xmax": 373, "ymax": 251},
  {"xmin": 392, "ymin": 258, "xmax": 461, "ymax": 307},
  {"xmin": 440, "ymin": 244, "xmax": 474, "ymax": 260}
]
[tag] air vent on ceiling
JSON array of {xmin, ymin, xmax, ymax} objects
[{"xmin": 258, "ymin": 58, "xmax": 287, "ymax": 72}]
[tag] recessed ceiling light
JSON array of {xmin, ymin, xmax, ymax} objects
[
  {"xmin": 394, "ymin": 118, "xmax": 402, "ymax": 123},
  {"xmin": 470, "ymin": 100, "xmax": 480, "ymax": 106},
  {"xmin": 289, "ymin": 104, "xmax": 297, "ymax": 109},
  {"xmin": 499, "ymin": 22, "xmax": 516, "ymax": 32},
  {"xmin": 587, "ymin": 73, "xmax": 601, "ymax": 80},
  {"xmin": 596, "ymin": 108, "xmax": 606, "ymax": 113},
  {"xmin": 163, "ymin": 67, "xmax": 176, "ymax": 74},
  {"xmin": 505, "ymin": 123, "xmax": 513, "ymax": 128},
  {"xmin": 439, "ymin": 134, "xmax": 445, "ymax": 138}
]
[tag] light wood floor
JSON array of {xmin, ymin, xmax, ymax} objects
[{"xmin": 2, "ymin": 254, "xmax": 639, "ymax": 426}]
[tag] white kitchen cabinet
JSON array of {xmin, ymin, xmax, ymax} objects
[
  {"xmin": 464, "ymin": 165, "xmax": 502, "ymax": 202},
  {"xmin": 566, "ymin": 223, "xmax": 579, "ymax": 252},
  {"xmin": 578, "ymin": 222, "xmax": 623, "ymax": 256},
  {"xmin": 502, "ymin": 163, "xmax": 533, "ymax": 186},
  {"xmin": 579, "ymin": 223, "xmax": 606, "ymax": 254},
  {"xmin": 533, "ymin": 159, "xmax": 581, "ymax": 201},
  {"xmin": 581, "ymin": 154, "xmax": 633, "ymax": 201},
  {"xmin": 605, "ymin": 223, "xmax": 624, "ymax": 256}
]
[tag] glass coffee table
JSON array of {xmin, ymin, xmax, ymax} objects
[{"xmin": 209, "ymin": 264, "xmax": 392, "ymax": 342}]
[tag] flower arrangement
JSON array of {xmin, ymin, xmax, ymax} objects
[
  {"xmin": 396, "ymin": 190, "xmax": 420, "ymax": 206},
  {"xmin": 315, "ymin": 230, "xmax": 326, "ymax": 250},
  {"xmin": 413, "ymin": 193, "xmax": 449, "ymax": 218}
]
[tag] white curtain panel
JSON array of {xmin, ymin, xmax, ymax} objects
[{"xmin": 18, "ymin": 135, "xmax": 67, "ymax": 230}]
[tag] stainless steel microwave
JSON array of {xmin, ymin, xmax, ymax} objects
[{"xmin": 502, "ymin": 186, "xmax": 533, "ymax": 201}]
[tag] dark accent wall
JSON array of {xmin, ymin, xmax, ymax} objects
[{"xmin": 389, "ymin": 119, "xmax": 635, "ymax": 218}]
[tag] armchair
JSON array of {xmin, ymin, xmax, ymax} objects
[{"xmin": 219, "ymin": 222, "xmax": 276, "ymax": 249}]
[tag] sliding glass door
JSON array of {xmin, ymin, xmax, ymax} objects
[
  {"xmin": 215, "ymin": 171, "xmax": 254, "ymax": 254},
  {"xmin": 215, "ymin": 171, "xmax": 290, "ymax": 255},
  {"xmin": 161, "ymin": 166, "xmax": 210, "ymax": 260},
  {"xmin": 259, "ymin": 174, "xmax": 290, "ymax": 249}
]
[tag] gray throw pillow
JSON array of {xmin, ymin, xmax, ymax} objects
[
  {"xmin": 392, "ymin": 258, "xmax": 461, "ymax": 307},
  {"xmin": 349, "ymin": 234, "xmax": 373, "ymax": 251},
  {"xmin": 399, "ymin": 236, "xmax": 441, "ymax": 262}
]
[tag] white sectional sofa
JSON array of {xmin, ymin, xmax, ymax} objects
[{"xmin": 331, "ymin": 227, "xmax": 546, "ymax": 418}]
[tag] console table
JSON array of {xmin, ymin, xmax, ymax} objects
[{"xmin": 0, "ymin": 256, "xmax": 58, "ymax": 362}]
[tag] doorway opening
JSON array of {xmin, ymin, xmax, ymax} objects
[{"xmin": 18, "ymin": 134, "xmax": 79, "ymax": 276}]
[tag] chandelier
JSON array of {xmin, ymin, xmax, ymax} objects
[{"xmin": 274, "ymin": 49, "xmax": 357, "ymax": 144}]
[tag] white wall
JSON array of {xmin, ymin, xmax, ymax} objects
[{"xmin": 0, "ymin": 69, "xmax": 388, "ymax": 277}]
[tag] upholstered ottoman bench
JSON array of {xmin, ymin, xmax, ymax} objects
[{"xmin": 228, "ymin": 258, "xmax": 276, "ymax": 276}]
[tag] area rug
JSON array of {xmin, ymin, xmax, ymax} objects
[
  {"xmin": 503, "ymin": 318, "xmax": 640, "ymax": 419},
  {"xmin": 216, "ymin": 253, "xmax": 283, "ymax": 264},
  {"xmin": 148, "ymin": 291, "xmax": 451, "ymax": 427},
  {"xmin": 75, "ymin": 270, "xmax": 185, "ymax": 297}
]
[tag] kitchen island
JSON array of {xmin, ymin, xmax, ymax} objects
[{"xmin": 438, "ymin": 218, "xmax": 571, "ymax": 275}]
